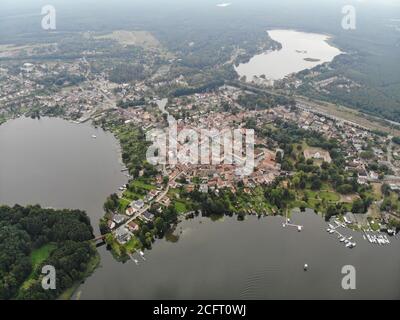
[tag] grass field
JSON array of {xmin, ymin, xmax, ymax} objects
[
  {"xmin": 94, "ymin": 30, "xmax": 161, "ymax": 49},
  {"xmin": 319, "ymin": 191, "xmax": 340, "ymax": 202},
  {"xmin": 131, "ymin": 180, "xmax": 156, "ymax": 191},
  {"xmin": 174, "ymin": 201, "xmax": 188, "ymax": 214},
  {"xmin": 30, "ymin": 244, "xmax": 56, "ymax": 267},
  {"xmin": 20, "ymin": 244, "xmax": 57, "ymax": 290}
]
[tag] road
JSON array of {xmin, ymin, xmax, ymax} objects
[
  {"xmin": 386, "ymin": 138, "xmax": 399, "ymax": 176},
  {"xmin": 229, "ymin": 81, "xmax": 398, "ymax": 135},
  {"xmin": 122, "ymin": 171, "xmax": 183, "ymax": 228}
]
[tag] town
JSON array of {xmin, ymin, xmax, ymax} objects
[{"xmin": 1, "ymin": 35, "xmax": 400, "ymax": 261}]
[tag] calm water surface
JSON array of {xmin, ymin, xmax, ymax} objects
[
  {"xmin": 235, "ymin": 29, "xmax": 342, "ymax": 81},
  {"xmin": 0, "ymin": 117, "xmax": 127, "ymax": 231}
]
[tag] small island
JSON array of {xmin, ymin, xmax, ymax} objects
[
  {"xmin": 0, "ymin": 205, "xmax": 99, "ymax": 300},
  {"xmin": 304, "ymin": 57, "xmax": 321, "ymax": 62}
]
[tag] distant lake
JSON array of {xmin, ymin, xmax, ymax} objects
[
  {"xmin": 235, "ymin": 29, "xmax": 342, "ymax": 81},
  {"xmin": 1, "ymin": 117, "xmax": 400, "ymax": 300}
]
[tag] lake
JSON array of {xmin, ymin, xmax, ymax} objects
[
  {"xmin": 0, "ymin": 117, "xmax": 127, "ymax": 232},
  {"xmin": 1, "ymin": 117, "xmax": 399, "ymax": 299},
  {"xmin": 235, "ymin": 29, "xmax": 342, "ymax": 82},
  {"xmin": 75, "ymin": 212, "xmax": 400, "ymax": 300}
]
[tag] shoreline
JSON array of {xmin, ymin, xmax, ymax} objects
[{"xmin": 235, "ymin": 28, "xmax": 343, "ymax": 82}]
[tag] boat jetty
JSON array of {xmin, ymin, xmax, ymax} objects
[
  {"xmin": 282, "ymin": 211, "xmax": 303, "ymax": 232},
  {"xmin": 364, "ymin": 232, "xmax": 391, "ymax": 246},
  {"xmin": 326, "ymin": 220, "xmax": 356, "ymax": 249}
]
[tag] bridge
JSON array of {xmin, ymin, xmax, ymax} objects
[{"xmin": 92, "ymin": 234, "xmax": 107, "ymax": 242}]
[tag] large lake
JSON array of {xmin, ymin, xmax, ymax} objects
[
  {"xmin": 0, "ymin": 117, "xmax": 127, "ymax": 231},
  {"xmin": 1, "ymin": 117, "xmax": 400, "ymax": 299},
  {"xmin": 235, "ymin": 29, "xmax": 342, "ymax": 81}
]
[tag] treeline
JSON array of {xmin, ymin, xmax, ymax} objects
[
  {"xmin": 262, "ymin": 120, "xmax": 345, "ymax": 167},
  {"xmin": 170, "ymin": 80, "xmax": 224, "ymax": 97},
  {"xmin": 117, "ymin": 98, "xmax": 146, "ymax": 109},
  {"xmin": 298, "ymin": 48, "xmax": 400, "ymax": 123},
  {"xmin": 115, "ymin": 124, "xmax": 154, "ymax": 179},
  {"xmin": 109, "ymin": 63, "xmax": 146, "ymax": 84},
  {"xmin": 0, "ymin": 205, "xmax": 97, "ymax": 300},
  {"xmin": 37, "ymin": 73, "xmax": 85, "ymax": 87},
  {"xmin": 237, "ymin": 93, "xmax": 295, "ymax": 110},
  {"xmin": 392, "ymin": 137, "xmax": 400, "ymax": 145}
]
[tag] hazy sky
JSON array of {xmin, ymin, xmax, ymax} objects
[{"xmin": 1, "ymin": 0, "xmax": 398, "ymax": 37}]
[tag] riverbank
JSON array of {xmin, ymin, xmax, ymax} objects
[{"xmin": 59, "ymin": 249, "xmax": 100, "ymax": 300}]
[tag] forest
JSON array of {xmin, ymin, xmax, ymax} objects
[{"xmin": 0, "ymin": 205, "xmax": 97, "ymax": 300}]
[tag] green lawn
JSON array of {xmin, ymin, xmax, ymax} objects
[
  {"xmin": 124, "ymin": 236, "xmax": 142, "ymax": 253},
  {"xmin": 304, "ymin": 190, "xmax": 318, "ymax": 199},
  {"xmin": 131, "ymin": 180, "xmax": 156, "ymax": 191},
  {"xmin": 30, "ymin": 244, "xmax": 57, "ymax": 268},
  {"xmin": 174, "ymin": 201, "xmax": 188, "ymax": 214},
  {"xmin": 20, "ymin": 244, "xmax": 57, "ymax": 290},
  {"xmin": 118, "ymin": 198, "xmax": 131, "ymax": 212},
  {"xmin": 122, "ymin": 190, "xmax": 142, "ymax": 201},
  {"xmin": 319, "ymin": 191, "xmax": 340, "ymax": 202}
]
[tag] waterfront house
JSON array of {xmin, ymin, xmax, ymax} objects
[
  {"xmin": 127, "ymin": 221, "xmax": 139, "ymax": 232},
  {"xmin": 126, "ymin": 207, "xmax": 136, "ymax": 216},
  {"xmin": 113, "ymin": 214, "xmax": 127, "ymax": 225},
  {"xmin": 107, "ymin": 220, "xmax": 116, "ymax": 230},
  {"xmin": 141, "ymin": 211, "xmax": 155, "ymax": 222},
  {"xmin": 115, "ymin": 226, "xmax": 131, "ymax": 244},
  {"xmin": 131, "ymin": 199, "xmax": 145, "ymax": 210}
]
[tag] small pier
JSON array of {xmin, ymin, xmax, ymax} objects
[
  {"xmin": 282, "ymin": 211, "xmax": 303, "ymax": 232},
  {"xmin": 326, "ymin": 220, "xmax": 356, "ymax": 249}
]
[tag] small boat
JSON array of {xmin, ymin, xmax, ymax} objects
[
  {"xmin": 139, "ymin": 250, "xmax": 145, "ymax": 256},
  {"xmin": 345, "ymin": 242, "xmax": 352, "ymax": 248},
  {"xmin": 297, "ymin": 226, "xmax": 302, "ymax": 232},
  {"xmin": 339, "ymin": 237, "xmax": 346, "ymax": 242},
  {"xmin": 133, "ymin": 259, "xmax": 139, "ymax": 265},
  {"xmin": 304, "ymin": 264, "xmax": 308, "ymax": 271},
  {"xmin": 91, "ymin": 134, "xmax": 97, "ymax": 139},
  {"xmin": 384, "ymin": 235, "xmax": 390, "ymax": 244},
  {"xmin": 347, "ymin": 236, "xmax": 353, "ymax": 241},
  {"xmin": 326, "ymin": 228, "xmax": 331, "ymax": 232},
  {"xmin": 329, "ymin": 229, "xmax": 335, "ymax": 234}
]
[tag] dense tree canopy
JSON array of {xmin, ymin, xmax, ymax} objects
[{"xmin": 0, "ymin": 205, "xmax": 96, "ymax": 300}]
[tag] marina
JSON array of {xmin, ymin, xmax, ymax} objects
[
  {"xmin": 326, "ymin": 220, "xmax": 357, "ymax": 249},
  {"xmin": 364, "ymin": 232, "xmax": 391, "ymax": 246}
]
